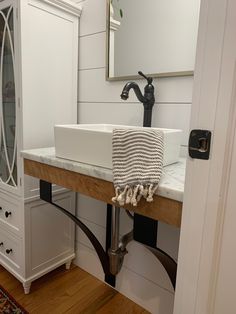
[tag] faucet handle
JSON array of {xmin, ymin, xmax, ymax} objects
[{"xmin": 138, "ymin": 71, "xmax": 153, "ymax": 84}]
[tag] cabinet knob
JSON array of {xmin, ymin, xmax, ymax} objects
[
  {"xmin": 5, "ymin": 211, "xmax": 11, "ymax": 218},
  {"xmin": 0, "ymin": 242, "xmax": 3, "ymax": 246},
  {"xmin": 0, "ymin": 207, "xmax": 2, "ymax": 210},
  {"xmin": 6, "ymin": 249, "xmax": 12, "ymax": 254}
]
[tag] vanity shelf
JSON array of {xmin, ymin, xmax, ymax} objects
[{"xmin": 22, "ymin": 147, "xmax": 184, "ymax": 227}]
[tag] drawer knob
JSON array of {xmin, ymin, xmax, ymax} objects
[
  {"xmin": 6, "ymin": 249, "xmax": 12, "ymax": 254},
  {"xmin": 5, "ymin": 211, "xmax": 11, "ymax": 218},
  {"xmin": 0, "ymin": 242, "xmax": 3, "ymax": 246}
]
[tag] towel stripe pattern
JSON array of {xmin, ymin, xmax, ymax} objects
[{"xmin": 112, "ymin": 128, "xmax": 164, "ymax": 206}]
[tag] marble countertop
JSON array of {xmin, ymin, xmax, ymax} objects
[{"xmin": 22, "ymin": 147, "xmax": 186, "ymax": 202}]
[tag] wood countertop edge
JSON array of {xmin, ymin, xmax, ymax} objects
[{"xmin": 24, "ymin": 158, "xmax": 182, "ymax": 228}]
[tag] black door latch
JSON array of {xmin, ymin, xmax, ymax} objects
[{"xmin": 188, "ymin": 129, "xmax": 212, "ymax": 160}]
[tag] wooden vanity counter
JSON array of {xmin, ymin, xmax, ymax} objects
[{"xmin": 22, "ymin": 147, "xmax": 185, "ymax": 228}]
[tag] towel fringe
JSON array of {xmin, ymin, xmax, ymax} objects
[
  {"xmin": 131, "ymin": 185, "xmax": 140, "ymax": 206},
  {"xmin": 141, "ymin": 186, "xmax": 149, "ymax": 198},
  {"xmin": 147, "ymin": 184, "xmax": 154, "ymax": 202},
  {"xmin": 126, "ymin": 187, "xmax": 133, "ymax": 204},
  {"xmin": 111, "ymin": 187, "xmax": 120, "ymax": 203},
  {"xmin": 112, "ymin": 183, "xmax": 158, "ymax": 207},
  {"xmin": 117, "ymin": 185, "xmax": 129, "ymax": 206},
  {"xmin": 136, "ymin": 185, "xmax": 143, "ymax": 202}
]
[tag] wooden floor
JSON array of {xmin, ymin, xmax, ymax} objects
[{"xmin": 0, "ymin": 264, "xmax": 149, "ymax": 313}]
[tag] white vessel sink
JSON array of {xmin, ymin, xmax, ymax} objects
[{"xmin": 54, "ymin": 124, "xmax": 182, "ymax": 168}]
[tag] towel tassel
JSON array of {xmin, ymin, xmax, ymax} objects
[
  {"xmin": 111, "ymin": 187, "xmax": 120, "ymax": 203},
  {"xmin": 136, "ymin": 185, "xmax": 144, "ymax": 202},
  {"xmin": 147, "ymin": 184, "xmax": 156, "ymax": 202},
  {"xmin": 126, "ymin": 187, "xmax": 133, "ymax": 204},
  {"xmin": 141, "ymin": 185, "xmax": 149, "ymax": 199},
  {"xmin": 131, "ymin": 185, "xmax": 140, "ymax": 206},
  {"xmin": 117, "ymin": 185, "xmax": 129, "ymax": 206}
]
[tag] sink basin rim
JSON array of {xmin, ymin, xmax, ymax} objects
[
  {"xmin": 54, "ymin": 124, "xmax": 183, "ymax": 168},
  {"xmin": 55, "ymin": 123, "xmax": 183, "ymax": 134}
]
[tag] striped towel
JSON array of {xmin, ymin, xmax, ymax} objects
[{"xmin": 112, "ymin": 128, "xmax": 164, "ymax": 206}]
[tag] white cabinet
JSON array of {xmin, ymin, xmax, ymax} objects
[{"xmin": 0, "ymin": 0, "xmax": 81, "ymax": 293}]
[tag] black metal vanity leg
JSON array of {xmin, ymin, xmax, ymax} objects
[
  {"xmin": 106, "ymin": 204, "xmax": 113, "ymax": 252},
  {"xmin": 39, "ymin": 180, "xmax": 115, "ymax": 286},
  {"xmin": 133, "ymin": 213, "xmax": 158, "ymax": 248},
  {"xmin": 40, "ymin": 180, "xmax": 52, "ymax": 203},
  {"xmin": 105, "ymin": 204, "xmax": 116, "ymax": 287},
  {"xmin": 105, "ymin": 274, "xmax": 116, "ymax": 287}
]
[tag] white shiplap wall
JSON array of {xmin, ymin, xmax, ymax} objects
[{"xmin": 73, "ymin": 0, "xmax": 193, "ymax": 313}]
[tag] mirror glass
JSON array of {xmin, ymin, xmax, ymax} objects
[{"xmin": 107, "ymin": 0, "xmax": 201, "ymax": 80}]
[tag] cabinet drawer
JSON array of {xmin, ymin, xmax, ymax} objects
[
  {"xmin": 0, "ymin": 196, "xmax": 21, "ymax": 234},
  {"xmin": 0, "ymin": 227, "xmax": 22, "ymax": 271}
]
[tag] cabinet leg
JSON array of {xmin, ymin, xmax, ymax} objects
[
  {"xmin": 23, "ymin": 282, "xmax": 31, "ymax": 294},
  {"xmin": 65, "ymin": 260, "xmax": 72, "ymax": 270}
]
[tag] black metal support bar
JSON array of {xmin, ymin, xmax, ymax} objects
[
  {"xmin": 40, "ymin": 180, "xmax": 115, "ymax": 287},
  {"xmin": 40, "ymin": 180, "xmax": 52, "ymax": 203},
  {"xmin": 145, "ymin": 246, "xmax": 177, "ymax": 289},
  {"xmin": 105, "ymin": 204, "xmax": 113, "ymax": 253},
  {"xmin": 105, "ymin": 204, "xmax": 116, "ymax": 286},
  {"xmin": 133, "ymin": 214, "xmax": 158, "ymax": 248}
]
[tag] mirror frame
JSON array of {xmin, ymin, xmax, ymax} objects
[{"xmin": 106, "ymin": 0, "xmax": 194, "ymax": 81}]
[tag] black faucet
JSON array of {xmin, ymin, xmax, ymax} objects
[{"xmin": 120, "ymin": 71, "xmax": 155, "ymax": 127}]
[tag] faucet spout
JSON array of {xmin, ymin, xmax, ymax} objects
[{"xmin": 120, "ymin": 82, "xmax": 146, "ymax": 103}]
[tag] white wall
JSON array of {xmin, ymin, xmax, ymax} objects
[{"xmin": 73, "ymin": 0, "xmax": 193, "ymax": 313}]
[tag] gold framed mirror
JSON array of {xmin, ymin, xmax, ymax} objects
[{"xmin": 106, "ymin": 0, "xmax": 201, "ymax": 81}]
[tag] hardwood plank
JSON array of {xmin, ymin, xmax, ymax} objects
[
  {"xmin": 0, "ymin": 265, "xmax": 150, "ymax": 313},
  {"xmin": 24, "ymin": 159, "xmax": 182, "ymax": 227},
  {"xmin": 97, "ymin": 294, "xmax": 148, "ymax": 314}
]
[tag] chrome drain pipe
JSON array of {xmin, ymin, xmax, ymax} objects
[{"xmin": 108, "ymin": 206, "xmax": 133, "ymax": 275}]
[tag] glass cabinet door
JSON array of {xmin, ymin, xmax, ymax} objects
[{"xmin": 0, "ymin": 5, "xmax": 17, "ymax": 187}]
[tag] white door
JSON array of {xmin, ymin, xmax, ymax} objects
[
  {"xmin": 212, "ymin": 117, "xmax": 236, "ymax": 314},
  {"xmin": 174, "ymin": 0, "xmax": 236, "ymax": 313}
]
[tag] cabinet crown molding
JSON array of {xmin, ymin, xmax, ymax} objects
[{"xmin": 31, "ymin": 0, "xmax": 82, "ymax": 17}]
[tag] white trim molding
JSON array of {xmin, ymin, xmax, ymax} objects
[{"xmin": 28, "ymin": 0, "xmax": 82, "ymax": 17}]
